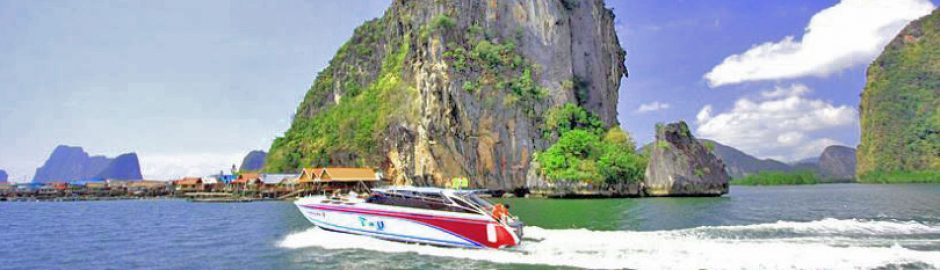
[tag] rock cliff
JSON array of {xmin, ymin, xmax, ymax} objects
[
  {"xmin": 818, "ymin": 145, "xmax": 856, "ymax": 182},
  {"xmin": 32, "ymin": 145, "xmax": 143, "ymax": 182},
  {"xmin": 858, "ymin": 8, "xmax": 940, "ymax": 180},
  {"xmin": 644, "ymin": 122, "xmax": 729, "ymax": 196},
  {"xmin": 265, "ymin": 0, "xmax": 626, "ymax": 190},
  {"xmin": 95, "ymin": 153, "xmax": 143, "ymax": 180},
  {"xmin": 239, "ymin": 150, "xmax": 267, "ymax": 172}
]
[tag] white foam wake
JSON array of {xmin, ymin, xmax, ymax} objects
[
  {"xmin": 684, "ymin": 218, "xmax": 940, "ymax": 237},
  {"xmin": 278, "ymin": 219, "xmax": 940, "ymax": 269}
]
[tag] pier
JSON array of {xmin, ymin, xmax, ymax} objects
[{"xmin": 0, "ymin": 167, "xmax": 383, "ymax": 202}]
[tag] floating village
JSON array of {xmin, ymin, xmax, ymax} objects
[{"xmin": 0, "ymin": 167, "xmax": 382, "ymax": 202}]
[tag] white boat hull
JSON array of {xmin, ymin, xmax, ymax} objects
[{"xmin": 295, "ymin": 196, "xmax": 520, "ymax": 249}]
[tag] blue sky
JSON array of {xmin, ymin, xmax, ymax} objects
[{"xmin": 0, "ymin": 0, "xmax": 936, "ymax": 182}]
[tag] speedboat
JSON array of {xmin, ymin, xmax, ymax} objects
[{"xmin": 294, "ymin": 186, "xmax": 524, "ymax": 249}]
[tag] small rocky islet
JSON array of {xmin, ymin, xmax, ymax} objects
[{"xmin": 643, "ymin": 122, "xmax": 729, "ymax": 196}]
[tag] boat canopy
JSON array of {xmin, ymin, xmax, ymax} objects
[
  {"xmin": 368, "ymin": 187, "xmax": 495, "ymax": 215},
  {"xmin": 372, "ymin": 186, "xmax": 487, "ymax": 195}
]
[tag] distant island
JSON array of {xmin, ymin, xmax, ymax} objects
[
  {"xmin": 700, "ymin": 140, "xmax": 856, "ymax": 183},
  {"xmin": 32, "ymin": 145, "xmax": 142, "ymax": 183}
]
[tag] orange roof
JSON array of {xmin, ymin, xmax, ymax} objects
[
  {"xmin": 176, "ymin": 177, "xmax": 202, "ymax": 185},
  {"xmin": 298, "ymin": 168, "xmax": 324, "ymax": 183},
  {"xmin": 296, "ymin": 167, "xmax": 377, "ymax": 183},
  {"xmin": 320, "ymin": 168, "xmax": 377, "ymax": 182},
  {"xmin": 233, "ymin": 173, "xmax": 261, "ymax": 184}
]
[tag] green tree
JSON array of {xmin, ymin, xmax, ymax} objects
[
  {"xmin": 542, "ymin": 103, "xmax": 605, "ymax": 139},
  {"xmin": 731, "ymin": 170, "xmax": 819, "ymax": 185},
  {"xmin": 537, "ymin": 130, "xmax": 603, "ymax": 183},
  {"xmin": 537, "ymin": 118, "xmax": 647, "ymax": 185},
  {"xmin": 597, "ymin": 128, "xmax": 646, "ymax": 184},
  {"xmin": 603, "ymin": 126, "xmax": 636, "ymax": 151}
]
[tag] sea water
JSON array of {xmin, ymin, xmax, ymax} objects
[{"xmin": 2, "ymin": 184, "xmax": 939, "ymax": 269}]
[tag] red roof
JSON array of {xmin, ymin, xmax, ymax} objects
[{"xmin": 233, "ymin": 173, "xmax": 261, "ymax": 184}]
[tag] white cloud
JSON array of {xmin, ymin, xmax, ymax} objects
[
  {"xmin": 696, "ymin": 105, "xmax": 713, "ymax": 123},
  {"xmin": 704, "ymin": 0, "xmax": 935, "ymax": 87},
  {"xmin": 139, "ymin": 152, "xmax": 245, "ymax": 180},
  {"xmin": 695, "ymin": 84, "xmax": 857, "ymax": 161},
  {"xmin": 761, "ymin": 84, "xmax": 810, "ymax": 98},
  {"xmin": 636, "ymin": 101, "xmax": 671, "ymax": 113}
]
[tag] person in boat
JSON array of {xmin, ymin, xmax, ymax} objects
[{"xmin": 492, "ymin": 203, "xmax": 509, "ymax": 222}]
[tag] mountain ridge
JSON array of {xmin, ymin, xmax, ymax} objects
[
  {"xmin": 32, "ymin": 145, "xmax": 143, "ymax": 183},
  {"xmin": 693, "ymin": 139, "xmax": 856, "ymax": 182}
]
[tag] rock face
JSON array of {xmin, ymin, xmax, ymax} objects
[
  {"xmin": 700, "ymin": 139, "xmax": 792, "ymax": 179},
  {"xmin": 0, "ymin": 169, "xmax": 7, "ymax": 182},
  {"xmin": 32, "ymin": 145, "xmax": 143, "ymax": 183},
  {"xmin": 818, "ymin": 145, "xmax": 856, "ymax": 182},
  {"xmin": 858, "ymin": 9, "xmax": 940, "ymax": 179},
  {"xmin": 266, "ymin": 0, "xmax": 626, "ymax": 190},
  {"xmin": 240, "ymin": 151, "xmax": 267, "ymax": 172},
  {"xmin": 644, "ymin": 122, "xmax": 729, "ymax": 196},
  {"xmin": 95, "ymin": 153, "xmax": 143, "ymax": 180}
]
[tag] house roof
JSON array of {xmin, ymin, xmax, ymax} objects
[
  {"xmin": 261, "ymin": 174, "xmax": 299, "ymax": 184},
  {"xmin": 176, "ymin": 177, "xmax": 202, "ymax": 185},
  {"xmin": 86, "ymin": 182, "xmax": 108, "ymax": 188},
  {"xmin": 233, "ymin": 172, "xmax": 262, "ymax": 184},
  {"xmin": 320, "ymin": 168, "xmax": 378, "ymax": 182},
  {"xmin": 201, "ymin": 177, "xmax": 219, "ymax": 185},
  {"xmin": 298, "ymin": 168, "xmax": 324, "ymax": 183},
  {"xmin": 127, "ymin": 181, "xmax": 168, "ymax": 188},
  {"xmin": 295, "ymin": 167, "xmax": 378, "ymax": 183}
]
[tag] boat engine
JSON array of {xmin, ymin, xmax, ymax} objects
[{"xmin": 509, "ymin": 219, "xmax": 524, "ymax": 238}]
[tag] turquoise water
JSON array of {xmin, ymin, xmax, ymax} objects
[{"xmin": 2, "ymin": 184, "xmax": 939, "ymax": 269}]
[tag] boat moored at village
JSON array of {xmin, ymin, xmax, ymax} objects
[{"xmin": 294, "ymin": 186, "xmax": 523, "ymax": 249}]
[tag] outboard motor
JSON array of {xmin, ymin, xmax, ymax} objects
[{"xmin": 509, "ymin": 219, "xmax": 524, "ymax": 238}]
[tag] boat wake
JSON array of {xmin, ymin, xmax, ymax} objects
[{"xmin": 278, "ymin": 218, "xmax": 940, "ymax": 269}]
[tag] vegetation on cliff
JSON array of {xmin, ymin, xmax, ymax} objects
[
  {"xmin": 858, "ymin": 9, "xmax": 940, "ymax": 182},
  {"xmin": 731, "ymin": 170, "xmax": 819, "ymax": 186},
  {"xmin": 265, "ymin": 23, "xmax": 413, "ymax": 171},
  {"xmin": 536, "ymin": 104, "xmax": 646, "ymax": 185},
  {"xmin": 441, "ymin": 22, "xmax": 548, "ymax": 115}
]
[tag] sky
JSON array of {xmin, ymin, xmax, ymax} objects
[{"xmin": 0, "ymin": 0, "xmax": 936, "ymax": 182}]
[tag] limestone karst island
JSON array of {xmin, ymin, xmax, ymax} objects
[{"xmin": 1, "ymin": 0, "xmax": 939, "ymax": 269}]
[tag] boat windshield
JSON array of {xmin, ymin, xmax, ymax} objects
[
  {"xmin": 461, "ymin": 193, "xmax": 494, "ymax": 210},
  {"xmin": 366, "ymin": 190, "xmax": 480, "ymax": 214}
]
